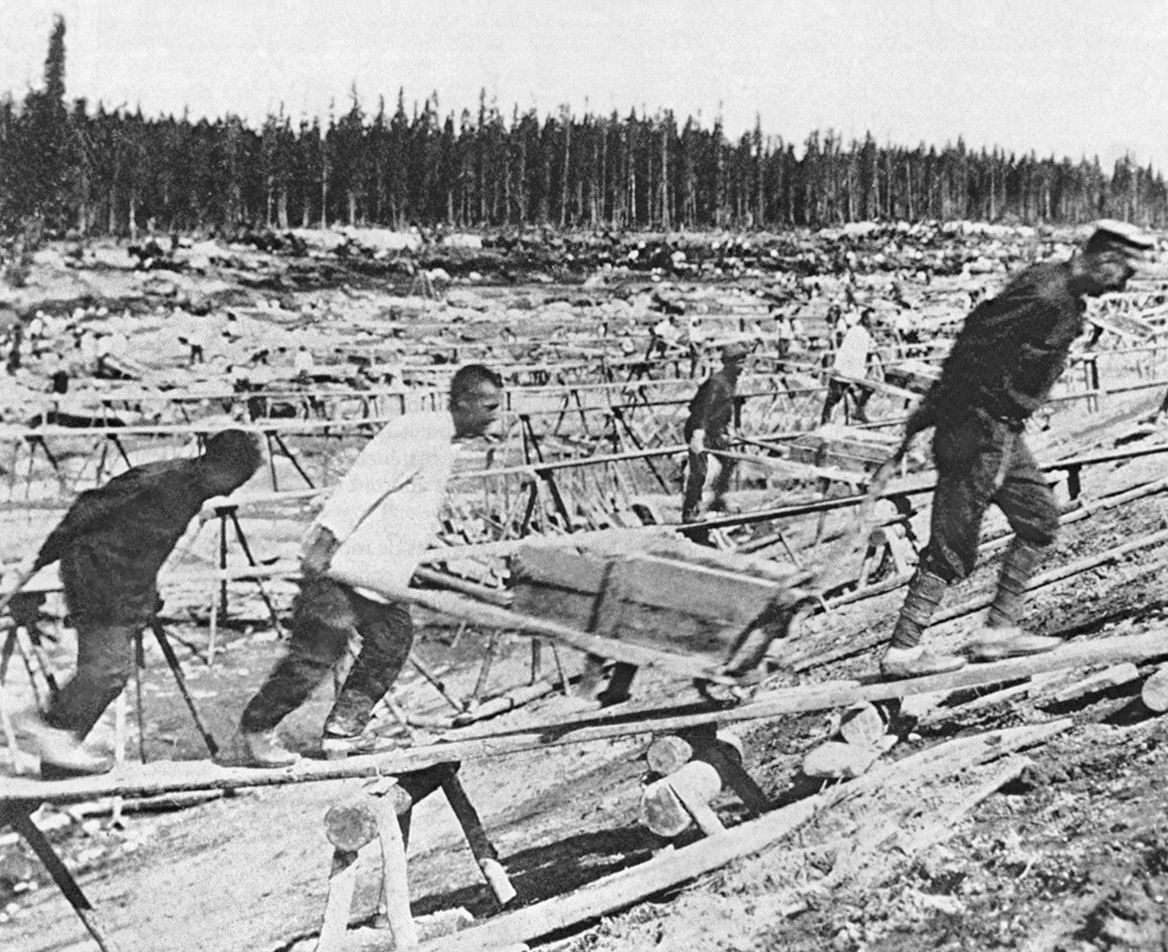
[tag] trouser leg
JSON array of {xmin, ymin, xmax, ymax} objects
[
  {"xmin": 46, "ymin": 621, "xmax": 138, "ymax": 740},
  {"xmin": 891, "ymin": 413, "xmax": 1007, "ymax": 649},
  {"xmin": 852, "ymin": 384, "xmax": 872, "ymax": 423},
  {"xmin": 821, "ymin": 380, "xmax": 844, "ymax": 423},
  {"xmin": 240, "ymin": 577, "xmax": 355, "ymax": 734},
  {"xmin": 681, "ymin": 449, "xmax": 707, "ymax": 520},
  {"xmin": 708, "ymin": 454, "xmax": 735, "ymax": 510},
  {"xmin": 324, "ymin": 598, "xmax": 414, "ymax": 737},
  {"xmin": 986, "ymin": 435, "xmax": 1059, "ymax": 629}
]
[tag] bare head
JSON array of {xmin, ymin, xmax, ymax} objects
[
  {"xmin": 198, "ymin": 429, "xmax": 263, "ymax": 496},
  {"xmin": 449, "ymin": 364, "xmax": 503, "ymax": 439}
]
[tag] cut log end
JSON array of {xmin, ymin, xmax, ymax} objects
[
  {"xmin": 1141, "ymin": 664, "xmax": 1168, "ymax": 713},
  {"xmin": 324, "ymin": 802, "xmax": 379, "ymax": 852}
]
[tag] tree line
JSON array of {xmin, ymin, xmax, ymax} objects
[{"xmin": 4, "ymin": 16, "xmax": 1167, "ymax": 239}]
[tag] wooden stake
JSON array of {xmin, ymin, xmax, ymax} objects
[
  {"xmin": 441, "ymin": 773, "xmax": 517, "ymax": 907},
  {"xmin": 315, "ymin": 848, "xmax": 360, "ymax": 952},
  {"xmin": 371, "ymin": 796, "xmax": 419, "ymax": 950}
]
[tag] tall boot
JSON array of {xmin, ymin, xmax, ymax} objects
[
  {"xmin": 881, "ymin": 568, "xmax": 966, "ymax": 679},
  {"xmin": 968, "ymin": 539, "xmax": 1061, "ymax": 661}
]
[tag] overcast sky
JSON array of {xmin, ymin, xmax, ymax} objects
[{"xmin": 2, "ymin": 0, "xmax": 1166, "ymax": 169}]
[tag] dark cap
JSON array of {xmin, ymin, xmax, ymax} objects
[
  {"xmin": 1084, "ymin": 219, "xmax": 1155, "ymax": 255},
  {"xmin": 721, "ymin": 340, "xmax": 751, "ymax": 361}
]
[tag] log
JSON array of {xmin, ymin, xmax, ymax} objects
[
  {"xmin": 324, "ymin": 802, "xmax": 379, "ymax": 853},
  {"xmin": 454, "ymin": 680, "xmax": 558, "ymax": 726},
  {"xmin": 1038, "ymin": 663, "xmax": 1141, "ymax": 706},
  {"xmin": 801, "ymin": 742, "xmax": 880, "ymax": 780},
  {"xmin": 1141, "ymin": 663, "xmax": 1168, "ymax": 713},
  {"xmin": 645, "ymin": 735, "xmax": 694, "ymax": 777},
  {"xmin": 682, "ymin": 729, "xmax": 769, "ymax": 816},
  {"xmin": 640, "ymin": 761, "xmax": 723, "ymax": 837},
  {"xmin": 837, "ymin": 703, "xmax": 885, "ymax": 748}
]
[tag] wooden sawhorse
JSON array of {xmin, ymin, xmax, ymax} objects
[{"xmin": 316, "ymin": 762, "xmax": 515, "ymax": 951}]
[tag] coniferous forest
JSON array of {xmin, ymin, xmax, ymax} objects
[{"xmin": 4, "ymin": 16, "xmax": 1167, "ymax": 239}]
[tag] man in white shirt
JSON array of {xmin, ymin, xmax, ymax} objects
[
  {"xmin": 821, "ymin": 308, "xmax": 876, "ymax": 424},
  {"xmin": 239, "ymin": 364, "xmax": 503, "ymax": 765}
]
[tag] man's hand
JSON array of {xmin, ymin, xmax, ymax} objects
[
  {"xmin": 688, "ymin": 429, "xmax": 706, "ymax": 456},
  {"xmin": 11, "ymin": 554, "xmax": 39, "ymax": 581},
  {"xmin": 302, "ymin": 526, "xmax": 340, "ymax": 577}
]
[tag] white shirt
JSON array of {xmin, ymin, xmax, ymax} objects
[
  {"xmin": 321, "ymin": 411, "xmax": 458, "ymax": 597},
  {"xmin": 833, "ymin": 324, "xmax": 873, "ymax": 379}
]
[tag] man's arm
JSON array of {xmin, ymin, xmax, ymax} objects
[{"xmin": 32, "ymin": 481, "xmax": 139, "ymax": 570}]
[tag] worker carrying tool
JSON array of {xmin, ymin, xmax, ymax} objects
[
  {"xmin": 11, "ymin": 430, "xmax": 263, "ymax": 778},
  {"xmin": 871, "ymin": 220, "xmax": 1155, "ymax": 679}
]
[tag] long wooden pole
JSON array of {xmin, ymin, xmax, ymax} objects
[{"xmin": 4, "ymin": 628, "xmax": 1164, "ymax": 806}]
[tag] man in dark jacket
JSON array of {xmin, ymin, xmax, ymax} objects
[
  {"xmin": 15, "ymin": 429, "xmax": 262, "ymax": 777},
  {"xmin": 681, "ymin": 340, "xmax": 750, "ymax": 523},
  {"xmin": 878, "ymin": 221, "xmax": 1153, "ymax": 679}
]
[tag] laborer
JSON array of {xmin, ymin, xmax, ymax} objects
[
  {"xmin": 878, "ymin": 220, "xmax": 1154, "ymax": 678},
  {"xmin": 15, "ymin": 430, "xmax": 263, "ymax": 777},
  {"xmin": 681, "ymin": 341, "xmax": 750, "ymax": 523},
  {"xmin": 821, "ymin": 307, "xmax": 877, "ymax": 424},
  {"xmin": 239, "ymin": 364, "xmax": 503, "ymax": 765}
]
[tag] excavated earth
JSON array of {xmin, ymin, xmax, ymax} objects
[{"xmin": 2, "ymin": 233, "xmax": 1168, "ymax": 952}]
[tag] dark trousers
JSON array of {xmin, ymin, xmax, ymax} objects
[
  {"xmin": 240, "ymin": 576, "xmax": 414, "ymax": 736},
  {"xmin": 920, "ymin": 410, "xmax": 1059, "ymax": 582},
  {"xmin": 821, "ymin": 378, "xmax": 871, "ymax": 424},
  {"xmin": 681, "ymin": 444, "xmax": 735, "ymax": 520},
  {"xmin": 47, "ymin": 620, "xmax": 139, "ymax": 740}
]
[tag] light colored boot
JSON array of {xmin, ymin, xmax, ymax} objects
[
  {"xmin": 965, "ymin": 625, "xmax": 1062, "ymax": 662},
  {"xmin": 881, "ymin": 644, "xmax": 967, "ymax": 679},
  {"xmin": 241, "ymin": 730, "xmax": 299, "ymax": 768},
  {"xmin": 967, "ymin": 540, "xmax": 1061, "ymax": 661},
  {"xmin": 16, "ymin": 711, "xmax": 114, "ymax": 778}
]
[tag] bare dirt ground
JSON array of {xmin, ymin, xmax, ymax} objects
[{"xmin": 2, "ymin": 231, "xmax": 1168, "ymax": 952}]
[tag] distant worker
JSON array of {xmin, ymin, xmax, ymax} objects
[
  {"xmin": 14, "ymin": 431, "xmax": 263, "ymax": 778},
  {"xmin": 875, "ymin": 220, "xmax": 1154, "ymax": 679},
  {"xmin": 239, "ymin": 364, "xmax": 503, "ymax": 765},
  {"xmin": 821, "ymin": 308, "xmax": 877, "ymax": 425},
  {"xmin": 681, "ymin": 341, "xmax": 750, "ymax": 524},
  {"xmin": 293, "ymin": 344, "xmax": 316, "ymax": 380}
]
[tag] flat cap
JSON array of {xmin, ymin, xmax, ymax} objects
[
  {"xmin": 1085, "ymin": 219, "xmax": 1155, "ymax": 254},
  {"xmin": 721, "ymin": 340, "xmax": 751, "ymax": 360}
]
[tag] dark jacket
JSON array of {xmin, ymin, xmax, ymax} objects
[
  {"xmin": 34, "ymin": 459, "xmax": 211, "ymax": 624},
  {"xmin": 922, "ymin": 261, "xmax": 1085, "ymax": 427},
  {"xmin": 684, "ymin": 368, "xmax": 738, "ymax": 446}
]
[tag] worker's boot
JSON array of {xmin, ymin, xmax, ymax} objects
[
  {"xmin": 16, "ymin": 711, "xmax": 114, "ymax": 779},
  {"xmin": 241, "ymin": 730, "xmax": 299, "ymax": 768},
  {"xmin": 880, "ymin": 569, "xmax": 966, "ymax": 679},
  {"xmin": 966, "ymin": 540, "xmax": 1061, "ymax": 662}
]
